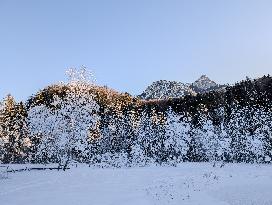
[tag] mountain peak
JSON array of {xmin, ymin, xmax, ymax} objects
[
  {"xmin": 198, "ymin": 74, "xmax": 210, "ymax": 80},
  {"xmin": 195, "ymin": 75, "xmax": 214, "ymax": 83},
  {"xmin": 192, "ymin": 75, "xmax": 217, "ymax": 91},
  {"xmin": 138, "ymin": 80, "xmax": 195, "ymax": 100}
]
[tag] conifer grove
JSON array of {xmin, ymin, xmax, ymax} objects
[{"xmin": 0, "ymin": 68, "xmax": 272, "ymax": 167}]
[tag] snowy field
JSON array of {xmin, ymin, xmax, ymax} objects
[{"xmin": 1, "ymin": 163, "xmax": 272, "ymax": 205}]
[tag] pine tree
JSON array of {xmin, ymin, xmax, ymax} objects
[
  {"xmin": 0, "ymin": 99, "xmax": 5, "ymax": 162},
  {"xmin": 0, "ymin": 95, "xmax": 29, "ymax": 163},
  {"xmin": 136, "ymin": 108, "xmax": 157, "ymax": 164},
  {"xmin": 254, "ymin": 108, "xmax": 272, "ymax": 163},
  {"xmin": 164, "ymin": 108, "xmax": 190, "ymax": 164}
]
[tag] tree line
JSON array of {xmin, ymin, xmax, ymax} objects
[{"xmin": 0, "ymin": 69, "xmax": 271, "ymax": 167}]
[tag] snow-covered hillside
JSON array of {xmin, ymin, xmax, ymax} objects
[{"xmin": 1, "ymin": 163, "xmax": 272, "ymax": 205}]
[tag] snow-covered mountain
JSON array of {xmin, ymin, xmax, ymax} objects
[
  {"xmin": 191, "ymin": 75, "xmax": 217, "ymax": 91},
  {"xmin": 138, "ymin": 80, "xmax": 196, "ymax": 100},
  {"xmin": 191, "ymin": 75, "xmax": 225, "ymax": 93},
  {"xmin": 139, "ymin": 75, "xmax": 225, "ymax": 100}
]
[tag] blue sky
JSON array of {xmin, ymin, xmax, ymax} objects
[{"xmin": 0, "ymin": 0, "xmax": 272, "ymax": 101}]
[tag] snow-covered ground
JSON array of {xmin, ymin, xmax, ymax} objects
[{"xmin": 1, "ymin": 163, "xmax": 272, "ymax": 205}]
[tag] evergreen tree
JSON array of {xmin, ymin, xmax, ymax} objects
[
  {"xmin": 136, "ymin": 108, "xmax": 157, "ymax": 164},
  {"xmin": 0, "ymin": 95, "xmax": 29, "ymax": 163},
  {"xmin": 164, "ymin": 108, "xmax": 190, "ymax": 164},
  {"xmin": 0, "ymin": 99, "xmax": 5, "ymax": 162}
]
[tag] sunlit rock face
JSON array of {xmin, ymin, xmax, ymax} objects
[{"xmin": 139, "ymin": 75, "xmax": 225, "ymax": 100}]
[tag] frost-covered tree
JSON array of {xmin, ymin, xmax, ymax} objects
[
  {"xmin": 92, "ymin": 108, "xmax": 139, "ymax": 167},
  {"xmin": 118, "ymin": 109, "xmax": 138, "ymax": 166},
  {"xmin": 66, "ymin": 66, "xmax": 96, "ymax": 85},
  {"xmin": 27, "ymin": 104, "xmax": 58, "ymax": 163},
  {"xmin": 0, "ymin": 99, "xmax": 5, "ymax": 162},
  {"xmin": 126, "ymin": 109, "xmax": 146, "ymax": 166},
  {"xmin": 89, "ymin": 110, "xmax": 122, "ymax": 166},
  {"xmin": 164, "ymin": 108, "xmax": 190, "ymax": 164},
  {"xmin": 200, "ymin": 119, "xmax": 221, "ymax": 162},
  {"xmin": 28, "ymin": 67, "xmax": 100, "ymax": 169},
  {"xmin": 227, "ymin": 106, "xmax": 261, "ymax": 163},
  {"xmin": 249, "ymin": 108, "xmax": 271, "ymax": 163},
  {"xmin": 136, "ymin": 108, "xmax": 157, "ymax": 165}
]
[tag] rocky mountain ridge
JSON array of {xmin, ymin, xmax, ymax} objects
[{"xmin": 139, "ymin": 75, "xmax": 226, "ymax": 100}]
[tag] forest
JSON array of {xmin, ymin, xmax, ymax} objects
[{"xmin": 0, "ymin": 68, "xmax": 271, "ymax": 168}]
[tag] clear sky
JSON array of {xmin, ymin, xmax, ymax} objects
[{"xmin": 0, "ymin": 0, "xmax": 272, "ymax": 101}]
